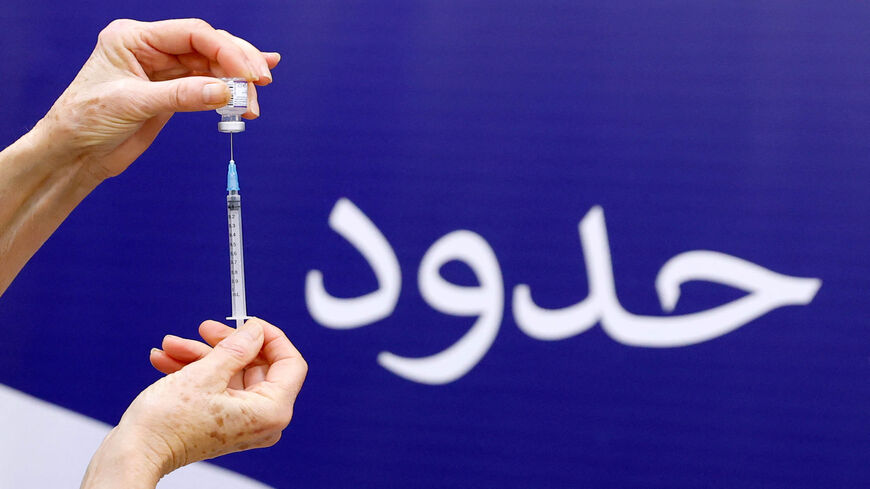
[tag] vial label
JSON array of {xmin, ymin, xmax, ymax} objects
[{"xmin": 228, "ymin": 80, "xmax": 248, "ymax": 108}]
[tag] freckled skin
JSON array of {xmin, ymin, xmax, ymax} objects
[
  {"xmin": 121, "ymin": 373, "xmax": 282, "ymax": 471},
  {"xmin": 114, "ymin": 319, "xmax": 307, "ymax": 475}
]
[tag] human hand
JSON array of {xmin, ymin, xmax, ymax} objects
[
  {"xmin": 37, "ymin": 18, "xmax": 279, "ymax": 183},
  {"xmin": 83, "ymin": 318, "xmax": 306, "ymax": 486},
  {"xmin": 150, "ymin": 319, "xmax": 282, "ymax": 390}
]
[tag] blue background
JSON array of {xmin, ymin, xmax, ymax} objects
[{"xmin": 2, "ymin": 1, "xmax": 870, "ymax": 487}]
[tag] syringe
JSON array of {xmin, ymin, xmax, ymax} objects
[{"xmin": 226, "ymin": 159, "xmax": 250, "ymax": 328}]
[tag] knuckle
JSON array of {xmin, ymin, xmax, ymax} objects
[
  {"xmin": 251, "ymin": 431, "xmax": 281, "ymax": 449},
  {"xmin": 99, "ymin": 19, "xmax": 134, "ymax": 40},
  {"xmin": 110, "ymin": 18, "xmax": 135, "ymax": 27},
  {"xmin": 295, "ymin": 358, "xmax": 309, "ymax": 381},
  {"xmin": 263, "ymin": 432, "xmax": 282, "ymax": 447},
  {"xmin": 215, "ymin": 338, "xmax": 247, "ymax": 360},
  {"xmin": 170, "ymin": 83, "xmax": 185, "ymax": 109},
  {"xmin": 268, "ymin": 404, "xmax": 293, "ymax": 430},
  {"xmin": 186, "ymin": 18, "xmax": 212, "ymax": 30}
]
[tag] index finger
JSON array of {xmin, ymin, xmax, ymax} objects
[
  {"xmin": 249, "ymin": 318, "xmax": 308, "ymax": 398},
  {"xmin": 141, "ymin": 18, "xmax": 257, "ymax": 81}
]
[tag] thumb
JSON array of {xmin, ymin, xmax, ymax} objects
[
  {"xmin": 142, "ymin": 76, "xmax": 230, "ymax": 115},
  {"xmin": 190, "ymin": 320, "xmax": 264, "ymax": 387}
]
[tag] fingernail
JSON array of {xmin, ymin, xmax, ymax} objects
[
  {"xmin": 251, "ymin": 98, "xmax": 260, "ymax": 117},
  {"xmin": 260, "ymin": 67, "xmax": 273, "ymax": 83},
  {"xmin": 203, "ymin": 82, "xmax": 228, "ymax": 104},
  {"xmin": 150, "ymin": 348, "xmax": 161, "ymax": 355},
  {"xmin": 263, "ymin": 52, "xmax": 281, "ymax": 65}
]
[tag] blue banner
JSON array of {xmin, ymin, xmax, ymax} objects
[{"xmin": 2, "ymin": 1, "xmax": 868, "ymax": 487}]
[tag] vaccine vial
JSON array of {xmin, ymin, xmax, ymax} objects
[{"xmin": 217, "ymin": 78, "xmax": 248, "ymax": 133}]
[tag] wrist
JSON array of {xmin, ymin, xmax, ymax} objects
[
  {"xmin": 0, "ymin": 118, "xmax": 103, "ymax": 295},
  {"xmin": 81, "ymin": 425, "xmax": 166, "ymax": 489},
  {"xmin": 27, "ymin": 116, "xmax": 104, "ymax": 187}
]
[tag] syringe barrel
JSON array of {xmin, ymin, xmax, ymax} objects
[{"xmin": 227, "ymin": 191, "xmax": 248, "ymax": 325}]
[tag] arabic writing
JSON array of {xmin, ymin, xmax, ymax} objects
[{"xmin": 306, "ymin": 198, "xmax": 822, "ymax": 385}]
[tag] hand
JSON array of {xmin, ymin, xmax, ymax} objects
[
  {"xmin": 37, "ymin": 18, "xmax": 279, "ymax": 183},
  {"xmin": 150, "ymin": 319, "xmax": 279, "ymax": 390},
  {"xmin": 83, "ymin": 318, "xmax": 307, "ymax": 487},
  {"xmin": 0, "ymin": 19, "xmax": 279, "ymax": 296}
]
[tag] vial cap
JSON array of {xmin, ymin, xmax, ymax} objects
[{"xmin": 218, "ymin": 120, "xmax": 246, "ymax": 133}]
